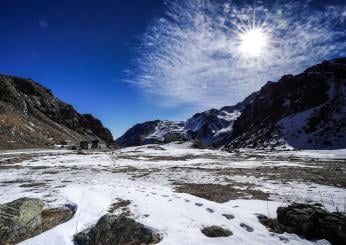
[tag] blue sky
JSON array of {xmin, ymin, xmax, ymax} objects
[
  {"xmin": 0, "ymin": 0, "xmax": 190, "ymax": 137},
  {"xmin": 0, "ymin": 0, "xmax": 345, "ymax": 138}
]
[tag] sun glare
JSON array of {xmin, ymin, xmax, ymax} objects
[{"xmin": 239, "ymin": 28, "xmax": 268, "ymax": 57}]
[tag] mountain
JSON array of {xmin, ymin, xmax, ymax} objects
[
  {"xmin": 227, "ymin": 58, "xmax": 346, "ymax": 150},
  {"xmin": 115, "ymin": 96, "xmax": 256, "ymax": 148},
  {"xmin": 117, "ymin": 59, "xmax": 346, "ymax": 150},
  {"xmin": 0, "ymin": 75, "xmax": 114, "ymax": 149},
  {"xmin": 116, "ymin": 108, "xmax": 241, "ymax": 148}
]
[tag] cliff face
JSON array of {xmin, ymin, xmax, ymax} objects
[
  {"xmin": 0, "ymin": 75, "xmax": 113, "ymax": 149},
  {"xmin": 227, "ymin": 58, "xmax": 346, "ymax": 150}
]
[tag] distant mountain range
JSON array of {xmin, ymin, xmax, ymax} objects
[
  {"xmin": 117, "ymin": 58, "xmax": 346, "ymax": 150},
  {"xmin": 0, "ymin": 75, "xmax": 113, "ymax": 149},
  {"xmin": 116, "ymin": 93, "xmax": 256, "ymax": 148}
]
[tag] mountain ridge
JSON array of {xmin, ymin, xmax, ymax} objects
[
  {"xmin": 117, "ymin": 58, "xmax": 346, "ymax": 150},
  {"xmin": 0, "ymin": 74, "xmax": 114, "ymax": 149},
  {"xmin": 227, "ymin": 58, "xmax": 346, "ymax": 150},
  {"xmin": 115, "ymin": 93, "xmax": 256, "ymax": 148}
]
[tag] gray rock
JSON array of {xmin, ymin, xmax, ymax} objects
[
  {"xmin": 277, "ymin": 203, "xmax": 346, "ymax": 245},
  {"xmin": 201, "ymin": 226, "xmax": 233, "ymax": 237},
  {"xmin": 0, "ymin": 197, "xmax": 76, "ymax": 244},
  {"xmin": 0, "ymin": 197, "xmax": 44, "ymax": 244},
  {"xmin": 74, "ymin": 214, "xmax": 160, "ymax": 245}
]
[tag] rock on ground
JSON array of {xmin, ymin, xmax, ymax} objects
[
  {"xmin": 277, "ymin": 203, "xmax": 346, "ymax": 245},
  {"xmin": 74, "ymin": 214, "xmax": 161, "ymax": 245},
  {"xmin": 0, "ymin": 197, "xmax": 76, "ymax": 244},
  {"xmin": 201, "ymin": 226, "xmax": 233, "ymax": 237}
]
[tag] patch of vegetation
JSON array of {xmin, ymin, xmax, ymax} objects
[{"xmin": 173, "ymin": 183, "xmax": 269, "ymax": 203}]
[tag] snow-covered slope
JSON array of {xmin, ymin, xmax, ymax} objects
[
  {"xmin": 1, "ymin": 145, "xmax": 345, "ymax": 244},
  {"xmin": 277, "ymin": 76, "xmax": 346, "ymax": 149},
  {"xmin": 184, "ymin": 108, "xmax": 241, "ymax": 146},
  {"xmin": 116, "ymin": 106, "xmax": 243, "ymax": 147},
  {"xmin": 143, "ymin": 120, "xmax": 186, "ymax": 142}
]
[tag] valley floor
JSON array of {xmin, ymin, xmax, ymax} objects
[{"xmin": 0, "ymin": 143, "xmax": 345, "ymax": 245}]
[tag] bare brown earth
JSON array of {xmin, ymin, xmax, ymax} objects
[{"xmin": 174, "ymin": 183, "xmax": 269, "ymax": 203}]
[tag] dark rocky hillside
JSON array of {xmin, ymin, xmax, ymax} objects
[
  {"xmin": 0, "ymin": 75, "xmax": 113, "ymax": 149},
  {"xmin": 115, "ymin": 120, "xmax": 162, "ymax": 147},
  {"xmin": 227, "ymin": 58, "xmax": 346, "ymax": 150}
]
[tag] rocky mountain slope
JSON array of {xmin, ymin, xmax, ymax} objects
[
  {"xmin": 118, "ymin": 58, "xmax": 346, "ymax": 150},
  {"xmin": 227, "ymin": 58, "xmax": 346, "ymax": 150},
  {"xmin": 116, "ymin": 109, "xmax": 239, "ymax": 148},
  {"xmin": 0, "ymin": 75, "xmax": 113, "ymax": 149},
  {"xmin": 115, "ymin": 96, "xmax": 256, "ymax": 148}
]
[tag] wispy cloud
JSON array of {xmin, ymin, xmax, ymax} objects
[{"xmin": 127, "ymin": 0, "xmax": 346, "ymax": 110}]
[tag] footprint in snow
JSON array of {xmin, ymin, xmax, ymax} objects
[
  {"xmin": 206, "ymin": 208, "xmax": 214, "ymax": 213},
  {"xmin": 222, "ymin": 214, "xmax": 235, "ymax": 220},
  {"xmin": 240, "ymin": 223, "xmax": 254, "ymax": 232},
  {"xmin": 162, "ymin": 194, "xmax": 169, "ymax": 198},
  {"xmin": 195, "ymin": 203, "xmax": 203, "ymax": 207},
  {"xmin": 184, "ymin": 199, "xmax": 190, "ymax": 202},
  {"xmin": 278, "ymin": 236, "xmax": 289, "ymax": 242}
]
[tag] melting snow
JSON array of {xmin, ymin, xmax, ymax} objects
[{"xmin": 0, "ymin": 144, "xmax": 344, "ymax": 245}]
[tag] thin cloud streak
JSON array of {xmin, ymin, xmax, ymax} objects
[{"xmin": 128, "ymin": 0, "xmax": 346, "ymax": 110}]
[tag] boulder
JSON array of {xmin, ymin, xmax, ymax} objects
[
  {"xmin": 201, "ymin": 226, "xmax": 233, "ymax": 237},
  {"xmin": 0, "ymin": 197, "xmax": 76, "ymax": 244},
  {"xmin": 40, "ymin": 204, "xmax": 77, "ymax": 231},
  {"xmin": 74, "ymin": 214, "xmax": 160, "ymax": 245},
  {"xmin": 277, "ymin": 203, "xmax": 346, "ymax": 245}
]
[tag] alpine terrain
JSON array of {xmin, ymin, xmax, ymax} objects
[
  {"xmin": 118, "ymin": 59, "xmax": 346, "ymax": 150},
  {"xmin": 0, "ymin": 75, "xmax": 114, "ymax": 149}
]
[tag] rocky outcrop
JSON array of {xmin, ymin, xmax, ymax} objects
[
  {"xmin": 0, "ymin": 197, "xmax": 76, "ymax": 244},
  {"xmin": 201, "ymin": 226, "xmax": 233, "ymax": 237},
  {"xmin": 276, "ymin": 203, "xmax": 346, "ymax": 245},
  {"xmin": 74, "ymin": 214, "xmax": 160, "ymax": 245},
  {"xmin": 0, "ymin": 75, "xmax": 113, "ymax": 149},
  {"xmin": 227, "ymin": 58, "xmax": 346, "ymax": 150}
]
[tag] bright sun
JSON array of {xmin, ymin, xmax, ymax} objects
[{"xmin": 239, "ymin": 28, "xmax": 268, "ymax": 57}]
